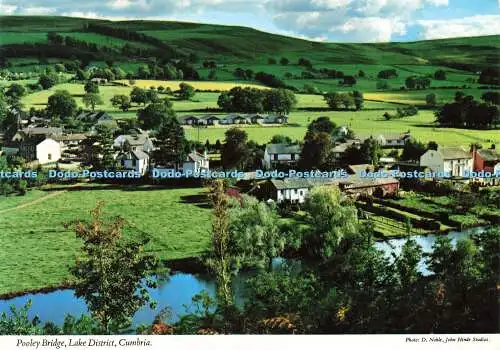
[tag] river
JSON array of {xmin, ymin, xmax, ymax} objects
[{"xmin": 0, "ymin": 226, "xmax": 487, "ymax": 327}]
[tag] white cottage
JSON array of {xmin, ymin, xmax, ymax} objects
[
  {"xmin": 263, "ymin": 143, "xmax": 301, "ymax": 169},
  {"xmin": 19, "ymin": 137, "xmax": 61, "ymax": 164},
  {"xmin": 183, "ymin": 151, "xmax": 209, "ymax": 173},
  {"xmin": 420, "ymin": 147, "xmax": 473, "ymax": 177},
  {"xmin": 116, "ymin": 150, "xmax": 149, "ymax": 175},
  {"xmin": 270, "ymin": 179, "xmax": 310, "ymax": 204}
]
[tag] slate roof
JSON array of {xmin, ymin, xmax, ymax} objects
[
  {"xmin": 52, "ymin": 133, "xmax": 88, "ymax": 142},
  {"xmin": 123, "ymin": 134, "xmax": 150, "ymax": 146},
  {"xmin": 265, "ymin": 143, "xmax": 301, "ymax": 155},
  {"xmin": 19, "ymin": 127, "xmax": 62, "ymax": 137},
  {"xmin": 132, "ymin": 150, "xmax": 149, "ymax": 160},
  {"xmin": 186, "ymin": 152, "xmax": 205, "ymax": 162},
  {"xmin": 439, "ymin": 147, "xmax": 471, "ymax": 160},
  {"xmin": 477, "ymin": 149, "xmax": 500, "ymax": 162}
]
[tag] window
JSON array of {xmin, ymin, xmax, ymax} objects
[
  {"xmin": 273, "ymin": 154, "xmax": 278, "ymax": 161},
  {"xmin": 48, "ymin": 153, "xmax": 52, "ymax": 160}
]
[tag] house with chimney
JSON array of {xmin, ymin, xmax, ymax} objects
[{"xmin": 420, "ymin": 147, "xmax": 473, "ymax": 178}]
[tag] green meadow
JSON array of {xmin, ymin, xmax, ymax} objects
[{"xmin": 0, "ymin": 185, "xmax": 211, "ymax": 295}]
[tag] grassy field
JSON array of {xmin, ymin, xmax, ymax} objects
[
  {"xmin": 20, "ymin": 82, "xmax": 499, "ymax": 147},
  {"xmin": 0, "ymin": 184, "xmax": 211, "ymax": 295},
  {"xmin": 183, "ymin": 110, "xmax": 499, "ymax": 147}
]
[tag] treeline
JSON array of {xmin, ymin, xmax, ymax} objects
[
  {"xmin": 217, "ymin": 87, "xmax": 297, "ymax": 114},
  {"xmin": 436, "ymin": 91, "xmax": 499, "ymax": 129},
  {"xmin": 84, "ymin": 23, "xmax": 181, "ymax": 59}
]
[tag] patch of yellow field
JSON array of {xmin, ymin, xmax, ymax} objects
[
  {"xmin": 364, "ymin": 92, "xmax": 422, "ymax": 105},
  {"xmin": 115, "ymin": 80, "xmax": 269, "ymax": 91}
]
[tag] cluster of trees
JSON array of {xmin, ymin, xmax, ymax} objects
[
  {"xmin": 233, "ymin": 68, "xmax": 254, "ymax": 80},
  {"xmin": 435, "ymin": 91, "xmax": 499, "ymax": 129},
  {"xmin": 254, "ymin": 72, "xmax": 286, "ymax": 88},
  {"xmin": 478, "ymin": 67, "xmax": 499, "ymax": 85},
  {"xmin": 324, "ymin": 91, "xmax": 364, "ymax": 110},
  {"xmin": 377, "ymin": 69, "xmax": 398, "ymax": 79},
  {"xmin": 405, "ymin": 76, "xmax": 431, "ymax": 89},
  {"xmin": 383, "ymin": 105, "xmax": 418, "ymax": 120},
  {"xmin": 217, "ymin": 87, "xmax": 297, "ymax": 115}
]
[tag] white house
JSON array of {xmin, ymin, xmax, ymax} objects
[
  {"xmin": 19, "ymin": 137, "xmax": 61, "ymax": 164},
  {"xmin": 263, "ymin": 143, "xmax": 301, "ymax": 169},
  {"xmin": 114, "ymin": 133, "xmax": 154, "ymax": 154},
  {"xmin": 270, "ymin": 179, "xmax": 310, "ymax": 204},
  {"xmin": 376, "ymin": 132, "xmax": 411, "ymax": 148},
  {"xmin": 183, "ymin": 151, "xmax": 209, "ymax": 173},
  {"xmin": 116, "ymin": 150, "xmax": 149, "ymax": 175},
  {"xmin": 420, "ymin": 147, "xmax": 473, "ymax": 177}
]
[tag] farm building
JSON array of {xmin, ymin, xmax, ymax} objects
[
  {"xmin": 262, "ymin": 143, "xmax": 301, "ymax": 169},
  {"xmin": 420, "ymin": 147, "xmax": 472, "ymax": 178}
]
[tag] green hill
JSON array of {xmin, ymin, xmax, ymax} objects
[{"xmin": 1, "ymin": 15, "xmax": 499, "ymax": 70}]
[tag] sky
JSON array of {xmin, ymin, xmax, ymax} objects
[{"xmin": 1, "ymin": 0, "xmax": 500, "ymax": 42}]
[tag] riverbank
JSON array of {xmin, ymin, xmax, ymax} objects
[{"xmin": 0, "ymin": 226, "xmax": 488, "ymax": 328}]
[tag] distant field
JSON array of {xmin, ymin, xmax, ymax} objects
[
  {"xmin": 0, "ymin": 185, "xmax": 211, "ymax": 295},
  {"xmin": 20, "ymin": 82, "xmax": 498, "ymax": 147},
  {"xmin": 116, "ymin": 79, "xmax": 269, "ymax": 91},
  {"xmin": 183, "ymin": 110, "xmax": 500, "ymax": 147}
]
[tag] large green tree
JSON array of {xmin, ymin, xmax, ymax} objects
[
  {"xmin": 153, "ymin": 115, "xmax": 187, "ymax": 169},
  {"xmin": 68, "ymin": 202, "xmax": 158, "ymax": 333},
  {"xmin": 83, "ymin": 93, "xmax": 103, "ymax": 112},
  {"xmin": 303, "ymin": 186, "xmax": 358, "ymax": 261},
  {"xmin": 221, "ymin": 128, "xmax": 249, "ymax": 169},
  {"xmin": 137, "ymin": 101, "xmax": 175, "ymax": 130},
  {"xmin": 47, "ymin": 90, "xmax": 77, "ymax": 120}
]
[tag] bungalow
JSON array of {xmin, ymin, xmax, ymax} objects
[
  {"xmin": 114, "ymin": 133, "xmax": 154, "ymax": 154},
  {"xmin": 224, "ymin": 115, "xmax": 248, "ymax": 125},
  {"xmin": 263, "ymin": 143, "xmax": 301, "ymax": 169},
  {"xmin": 249, "ymin": 114, "xmax": 264, "ymax": 124},
  {"xmin": 183, "ymin": 116, "xmax": 200, "ymax": 125},
  {"xmin": 376, "ymin": 132, "xmax": 411, "ymax": 148},
  {"xmin": 116, "ymin": 150, "xmax": 149, "ymax": 175},
  {"xmin": 19, "ymin": 137, "xmax": 61, "ymax": 164},
  {"xmin": 263, "ymin": 115, "xmax": 289, "ymax": 124},
  {"xmin": 183, "ymin": 151, "xmax": 210, "ymax": 173},
  {"xmin": 200, "ymin": 115, "xmax": 220, "ymax": 126},
  {"xmin": 420, "ymin": 147, "xmax": 473, "ymax": 178},
  {"xmin": 90, "ymin": 77, "xmax": 108, "ymax": 84}
]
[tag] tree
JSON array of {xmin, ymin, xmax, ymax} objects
[
  {"xmin": 138, "ymin": 102, "xmax": 175, "ymax": 130},
  {"xmin": 478, "ymin": 67, "xmax": 500, "ymax": 85},
  {"xmin": 324, "ymin": 92, "xmax": 343, "ymax": 109},
  {"xmin": 299, "ymin": 131, "xmax": 333, "ymax": 170},
  {"xmin": 378, "ymin": 69, "xmax": 398, "ymax": 79},
  {"xmin": 270, "ymin": 135, "xmax": 292, "ymax": 144},
  {"xmin": 280, "ymin": 57, "xmax": 289, "ymax": 66},
  {"xmin": 481, "ymin": 91, "xmax": 500, "ymax": 105},
  {"xmin": 229, "ymin": 195, "xmax": 284, "ymax": 271},
  {"xmin": 91, "ymin": 124, "xmax": 116, "ymax": 169},
  {"xmin": 401, "ymin": 138, "xmax": 426, "ymax": 161},
  {"xmin": 67, "ymin": 202, "xmax": 158, "ymax": 333},
  {"xmin": 341, "ymin": 76, "xmax": 356, "ymax": 86},
  {"xmin": 110, "ymin": 94, "xmax": 130, "ymax": 111},
  {"xmin": 130, "ymin": 87, "xmax": 148, "ymax": 105},
  {"xmin": 153, "ymin": 115, "xmax": 187, "ymax": 169},
  {"xmin": 303, "ymin": 186, "xmax": 358, "ymax": 261},
  {"xmin": 268, "ymin": 58, "xmax": 277, "ymax": 64},
  {"xmin": 262, "ymin": 89, "xmax": 297, "ymax": 116},
  {"xmin": 47, "ymin": 90, "xmax": 77, "ymax": 120},
  {"xmin": 84, "ymin": 81, "xmax": 99, "ymax": 94},
  {"xmin": 75, "ymin": 69, "xmax": 88, "ymax": 81},
  {"xmin": 206, "ymin": 180, "xmax": 234, "ymax": 312},
  {"xmin": 341, "ymin": 92, "xmax": 354, "ymax": 110},
  {"xmin": 83, "ymin": 93, "xmax": 103, "ymax": 112},
  {"xmin": 307, "ymin": 116, "xmax": 336, "ymax": 134},
  {"xmin": 360, "ymin": 137, "xmax": 382, "ymax": 165},
  {"xmin": 178, "ymin": 83, "xmax": 195, "ymax": 100},
  {"xmin": 427, "ymin": 141, "xmax": 439, "ymax": 151},
  {"xmin": 38, "ymin": 74, "xmax": 58, "ymax": 89},
  {"xmin": 426, "ymin": 93, "xmax": 437, "ymax": 106},
  {"xmin": 352, "ymin": 90, "xmax": 363, "ymax": 111},
  {"xmin": 5, "ymin": 83, "xmax": 26, "ymax": 101},
  {"xmin": 358, "ymin": 70, "xmax": 365, "ymax": 78},
  {"xmin": 434, "ymin": 70, "xmax": 446, "ymax": 80},
  {"xmin": 221, "ymin": 128, "xmax": 248, "ymax": 169},
  {"xmin": 405, "ymin": 76, "xmax": 416, "ymax": 89},
  {"xmin": 376, "ymin": 80, "xmax": 390, "ymax": 90}
]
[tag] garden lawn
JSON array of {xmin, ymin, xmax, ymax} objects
[{"xmin": 0, "ymin": 184, "xmax": 211, "ymax": 295}]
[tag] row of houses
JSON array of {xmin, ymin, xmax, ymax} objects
[{"xmin": 182, "ymin": 114, "xmax": 288, "ymax": 126}]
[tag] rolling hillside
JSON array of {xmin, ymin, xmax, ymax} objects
[{"xmin": 1, "ymin": 15, "xmax": 499, "ymax": 70}]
